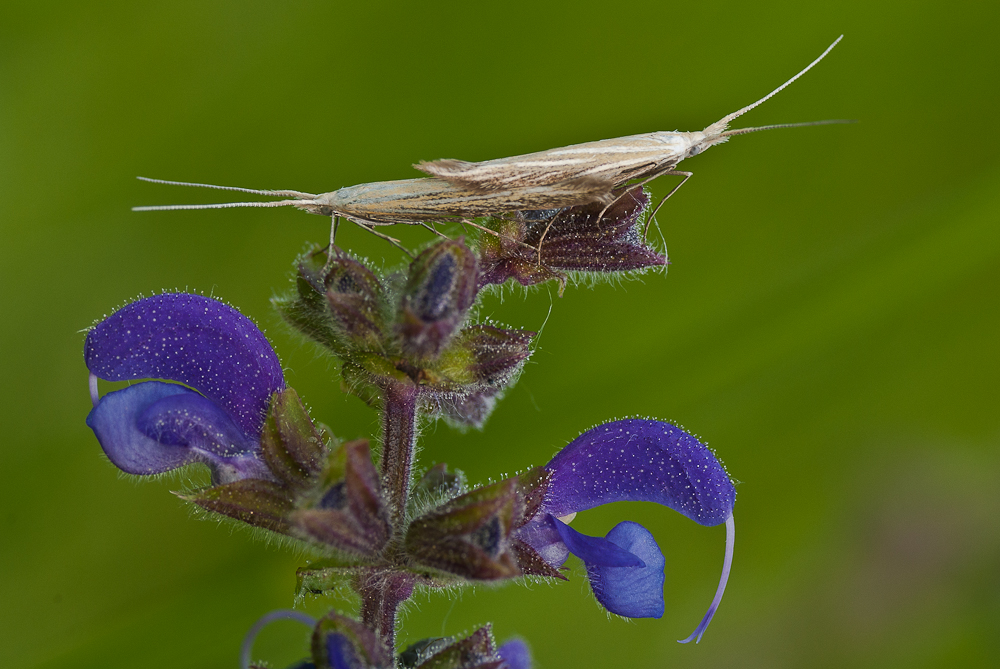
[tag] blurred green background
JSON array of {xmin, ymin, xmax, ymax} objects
[{"xmin": 2, "ymin": 1, "xmax": 998, "ymax": 667}]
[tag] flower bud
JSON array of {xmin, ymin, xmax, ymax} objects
[
  {"xmin": 412, "ymin": 463, "xmax": 463, "ymax": 501},
  {"xmin": 405, "ymin": 479, "xmax": 520, "ymax": 580},
  {"xmin": 398, "ymin": 239, "xmax": 478, "ymax": 359},
  {"xmin": 311, "ymin": 612, "xmax": 391, "ymax": 669},
  {"xmin": 291, "ymin": 439, "xmax": 391, "ymax": 557},
  {"xmin": 275, "ymin": 248, "xmax": 389, "ymax": 356},
  {"xmin": 407, "ymin": 626, "xmax": 503, "ymax": 669},
  {"xmin": 323, "ymin": 253, "xmax": 389, "ymax": 345},
  {"xmin": 478, "ymin": 187, "xmax": 666, "ymax": 291},
  {"xmin": 260, "ymin": 388, "xmax": 328, "ymax": 490}
]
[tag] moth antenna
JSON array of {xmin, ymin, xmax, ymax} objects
[
  {"xmin": 132, "ymin": 200, "xmax": 317, "ymax": 212},
  {"xmin": 678, "ymin": 513, "xmax": 735, "ymax": 644},
  {"xmin": 704, "ymin": 35, "xmax": 843, "ymax": 136},
  {"xmin": 720, "ymin": 118, "xmax": 856, "ymax": 138},
  {"xmin": 136, "ymin": 176, "xmax": 318, "ymax": 199}
]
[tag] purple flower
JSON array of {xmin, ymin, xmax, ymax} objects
[
  {"xmin": 85, "ymin": 293, "xmax": 285, "ymax": 484},
  {"xmin": 516, "ymin": 419, "xmax": 736, "ymax": 643},
  {"xmin": 497, "ymin": 638, "xmax": 531, "ymax": 669}
]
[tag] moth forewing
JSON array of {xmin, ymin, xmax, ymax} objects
[
  {"xmin": 414, "ymin": 36, "xmax": 848, "ymax": 193},
  {"xmin": 415, "ymin": 132, "xmax": 699, "ymax": 192}
]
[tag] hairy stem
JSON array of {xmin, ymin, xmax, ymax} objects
[
  {"xmin": 356, "ymin": 569, "xmax": 416, "ymax": 652},
  {"xmin": 380, "ymin": 380, "xmax": 419, "ymax": 529}
]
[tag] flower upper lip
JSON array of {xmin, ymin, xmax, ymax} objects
[
  {"xmin": 515, "ymin": 418, "xmax": 736, "ymax": 642},
  {"xmin": 85, "ymin": 293, "xmax": 285, "ymax": 484}
]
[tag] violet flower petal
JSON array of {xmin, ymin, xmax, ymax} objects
[
  {"xmin": 87, "ymin": 381, "xmax": 271, "ymax": 482},
  {"xmin": 85, "ymin": 293, "xmax": 284, "ymax": 437},
  {"xmin": 552, "ymin": 517, "xmax": 644, "ymax": 568},
  {"xmin": 497, "ymin": 638, "xmax": 531, "ymax": 669},
  {"xmin": 515, "ymin": 514, "xmax": 569, "ymax": 569},
  {"xmin": 325, "ymin": 633, "xmax": 362, "ymax": 669},
  {"xmin": 584, "ymin": 521, "xmax": 665, "ymax": 619},
  {"xmin": 544, "ymin": 419, "xmax": 735, "ymax": 526}
]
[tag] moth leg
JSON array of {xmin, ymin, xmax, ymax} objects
[
  {"xmin": 644, "ymin": 171, "xmax": 692, "ymax": 238},
  {"xmin": 461, "ymin": 218, "xmax": 539, "ymax": 254},
  {"xmin": 419, "ymin": 222, "xmax": 451, "ymax": 240},
  {"xmin": 536, "ymin": 217, "xmax": 557, "ymax": 265},
  {"xmin": 353, "ymin": 221, "xmax": 416, "ymax": 259},
  {"xmin": 329, "ymin": 215, "xmax": 341, "ymax": 247}
]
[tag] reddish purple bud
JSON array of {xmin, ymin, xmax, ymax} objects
[
  {"xmin": 410, "ymin": 626, "xmax": 503, "ymax": 669},
  {"xmin": 398, "ymin": 239, "xmax": 478, "ymax": 359},
  {"xmin": 405, "ymin": 479, "xmax": 520, "ymax": 580},
  {"xmin": 291, "ymin": 440, "xmax": 391, "ymax": 557},
  {"xmin": 322, "ymin": 253, "xmax": 389, "ymax": 345},
  {"xmin": 478, "ymin": 187, "xmax": 666, "ymax": 289},
  {"xmin": 311, "ymin": 612, "xmax": 391, "ymax": 669},
  {"xmin": 277, "ymin": 249, "xmax": 389, "ymax": 354},
  {"xmin": 453, "ymin": 325, "xmax": 535, "ymax": 388}
]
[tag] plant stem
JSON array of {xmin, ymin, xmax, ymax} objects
[
  {"xmin": 356, "ymin": 569, "xmax": 416, "ymax": 652},
  {"xmin": 380, "ymin": 379, "xmax": 418, "ymax": 530}
]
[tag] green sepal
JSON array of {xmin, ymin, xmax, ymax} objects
[
  {"xmin": 405, "ymin": 479, "xmax": 521, "ymax": 580},
  {"xmin": 412, "ymin": 463, "xmax": 464, "ymax": 502},
  {"xmin": 296, "ymin": 560, "xmax": 367, "ymax": 596},
  {"xmin": 260, "ymin": 387, "xmax": 328, "ymax": 490},
  {"xmin": 514, "ymin": 467, "xmax": 550, "ymax": 528},
  {"xmin": 179, "ymin": 478, "xmax": 294, "ymax": 534},
  {"xmin": 412, "ymin": 626, "xmax": 502, "ymax": 669},
  {"xmin": 272, "ymin": 250, "xmax": 344, "ymax": 356},
  {"xmin": 290, "ymin": 439, "xmax": 391, "ymax": 557}
]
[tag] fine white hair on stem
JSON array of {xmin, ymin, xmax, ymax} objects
[{"xmin": 240, "ymin": 609, "xmax": 317, "ymax": 669}]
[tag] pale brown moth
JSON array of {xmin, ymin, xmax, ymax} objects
[
  {"xmin": 416, "ymin": 35, "xmax": 850, "ymax": 240},
  {"xmin": 134, "ymin": 36, "xmax": 848, "ymax": 254}
]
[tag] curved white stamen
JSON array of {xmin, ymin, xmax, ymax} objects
[
  {"xmin": 89, "ymin": 373, "xmax": 100, "ymax": 408},
  {"xmin": 678, "ymin": 513, "xmax": 734, "ymax": 644},
  {"xmin": 239, "ymin": 609, "xmax": 317, "ymax": 669}
]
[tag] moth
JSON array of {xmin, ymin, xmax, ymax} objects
[
  {"xmin": 415, "ymin": 35, "xmax": 850, "ymax": 227},
  {"xmin": 135, "ymin": 36, "xmax": 848, "ymax": 250}
]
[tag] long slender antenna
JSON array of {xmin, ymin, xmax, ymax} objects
[
  {"xmin": 136, "ymin": 176, "xmax": 317, "ymax": 199},
  {"xmin": 705, "ymin": 35, "xmax": 843, "ymax": 135},
  {"xmin": 132, "ymin": 200, "xmax": 315, "ymax": 212},
  {"xmin": 720, "ymin": 118, "xmax": 855, "ymax": 138}
]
